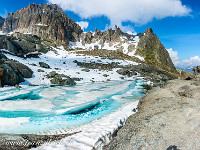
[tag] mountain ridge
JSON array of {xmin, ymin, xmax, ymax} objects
[{"xmin": 0, "ymin": 3, "xmax": 177, "ymax": 75}]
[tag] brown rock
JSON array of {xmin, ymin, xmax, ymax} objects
[
  {"xmin": 145, "ymin": 28, "xmax": 154, "ymax": 35},
  {"xmin": 180, "ymin": 71, "xmax": 195, "ymax": 80}
]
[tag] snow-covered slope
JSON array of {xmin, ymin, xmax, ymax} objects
[
  {"xmin": 69, "ymin": 35, "xmax": 144, "ymax": 61},
  {"xmin": 1, "ymin": 46, "xmax": 139, "ymax": 86}
]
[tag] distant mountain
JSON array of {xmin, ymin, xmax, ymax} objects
[
  {"xmin": 2, "ymin": 4, "xmax": 82, "ymax": 45},
  {"xmin": 0, "ymin": 16, "xmax": 5, "ymax": 30},
  {"xmin": 177, "ymin": 66, "xmax": 195, "ymax": 73}
]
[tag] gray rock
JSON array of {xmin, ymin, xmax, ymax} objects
[
  {"xmin": 193, "ymin": 66, "xmax": 200, "ymax": 74},
  {"xmin": 5, "ymin": 60, "xmax": 33, "ymax": 78},
  {"xmin": 39, "ymin": 62, "xmax": 50, "ymax": 69},
  {"xmin": 0, "ymin": 64, "xmax": 24, "ymax": 86},
  {"xmin": 37, "ymin": 69, "xmax": 45, "ymax": 72},
  {"xmin": 0, "ymin": 53, "xmax": 33, "ymax": 87},
  {"xmin": 48, "ymin": 71, "xmax": 57, "ymax": 78},
  {"xmin": 103, "ymin": 74, "xmax": 109, "ymax": 77},
  {"xmin": 117, "ymin": 68, "xmax": 137, "ymax": 77},
  {"xmin": 50, "ymin": 75, "xmax": 76, "ymax": 85},
  {"xmin": 81, "ymin": 68, "xmax": 90, "ymax": 72},
  {"xmin": 6, "ymin": 40, "xmax": 19, "ymax": 54}
]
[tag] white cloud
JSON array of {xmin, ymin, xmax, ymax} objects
[
  {"xmin": 0, "ymin": 9, "xmax": 8, "ymax": 18},
  {"xmin": 167, "ymin": 48, "xmax": 179, "ymax": 66},
  {"xmin": 180, "ymin": 56, "xmax": 200, "ymax": 67},
  {"xmin": 167, "ymin": 48, "xmax": 200, "ymax": 68},
  {"xmin": 76, "ymin": 21, "xmax": 89, "ymax": 31},
  {"xmin": 48, "ymin": 0, "xmax": 191, "ymax": 31}
]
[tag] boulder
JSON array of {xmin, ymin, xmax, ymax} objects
[
  {"xmin": 193, "ymin": 66, "xmax": 200, "ymax": 74},
  {"xmin": 180, "ymin": 71, "xmax": 195, "ymax": 80},
  {"xmin": 5, "ymin": 60, "xmax": 33, "ymax": 78},
  {"xmin": 50, "ymin": 75, "xmax": 76, "ymax": 85},
  {"xmin": 0, "ymin": 64, "xmax": 24, "ymax": 86},
  {"xmin": 81, "ymin": 68, "xmax": 90, "ymax": 72},
  {"xmin": 37, "ymin": 69, "xmax": 45, "ymax": 72},
  {"xmin": 39, "ymin": 62, "xmax": 50, "ymax": 69},
  {"xmin": 103, "ymin": 74, "xmax": 109, "ymax": 77},
  {"xmin": 0, "ymin": 53, "xmax": 33, "ymax": 87},
  {"xmin": 48, "ymin": 71, "xmax": 57, "ymax": 78},
  {"xmin": 6, "ymin": 40, "xmax": 19, "ymax": 54},
  {"xmin": 117, "ymin": 68, "xmax": 137, "ymax": 77},
  {"xmin": 0, "ymin": 35, "xmax": 7, "ymax": 49}
]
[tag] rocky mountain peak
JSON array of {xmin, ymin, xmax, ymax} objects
[
  {"xmin": 145, "ymin": 28, "xmax": 154, "ymax": 35},
  {"xmin": 136, "ymin": 28, "xmax": 177, "ymax": 73},
  {"xmin": 2, "ymin": 4, "xmax": 83, "ymax": 45},
  {"xmin": 82, "ymin": 25, "xmax": 126, "ymax": 45}
]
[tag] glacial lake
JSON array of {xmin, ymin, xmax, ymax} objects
[{"xmin": 0, "ymin": 79, "xmax": 145, "ymax": 134}]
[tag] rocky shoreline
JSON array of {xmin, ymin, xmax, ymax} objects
[{"xmin": 104, "ymin": 75, "xmax": 200, "ymax": 150}]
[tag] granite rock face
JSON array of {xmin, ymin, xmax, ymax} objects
[
  {"xmin": 0, "ymin": 16, "xmax": 5, "ymax": 30},
  {"xmin": 136, "ymin": 28, "xmax": 177, "ymax": 73},
  {"xmin": 0, "ymin": 53, "xmax": 33, "ymax": 86},
  {"xmin": 2, "ymin": 4, "xmax": 82, "ymax": 45}
]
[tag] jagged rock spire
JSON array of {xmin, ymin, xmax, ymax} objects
[
  {"xmin": 95, "ymin": 27, "xmax": 97, "ymax": 33},
  {"xmin": 115, "ymin": 25, "xmax": 118, "ymax": 32},
  {"xmin": 145, "ymin": 28, "xmax": 154, "ymax": 35}
]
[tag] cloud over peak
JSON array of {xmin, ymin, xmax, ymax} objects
[
  {"xmin": 76, "ymin": 21, "xmax": 89, "ymax": 31},
  {"xmin": 48, "ymin": 0, "xmax": 191, "ymax": 31}
]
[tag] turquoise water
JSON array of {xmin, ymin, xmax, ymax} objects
[{"xmin": 0, "ymin": 79, "xmax": 145, "ymax": 134}]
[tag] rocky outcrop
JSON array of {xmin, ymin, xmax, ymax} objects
[
  {"xmin": 2, "ymin": 4, "xmax": 82, "ymax": 45},
  {"xmin": 193, "ymin": 66, "xmax": 200, "ymax": 74},
  {"xmin": 81, "ymin": 25, "xmax": 137, "ymax": 45},
  {"xmin": 0, "ymin": 16, "xmax": 5, "ymax": 30},
  {"xmin": 136, "ymin": 28, "xmax": 177, "ymax": 74},
  {"xmin": 0, "ymin": 53, "xmax": 33, "ymax": 86},
  {"xmin": 117, "ymin": 64, "xmax": 176, "ymax": 86},
  {"xmin": 0, "ymin": 33, "xmax": 53, "ymax": 56},
  {"xmin": 47, "ymin": 72, "xmax": 76, "ymax": 85},
  {"xmin": 0, "ymin": 35, "xmax": 7, "ymax": 49},
  {"xmin": 39, "ymin": 62, "xmax": 50, "ymax": 69},
  {"xmin": 180, "ymin": 71, "xmax": 195, "ymax": 80}
]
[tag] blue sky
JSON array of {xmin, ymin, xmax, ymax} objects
[{"xmin": 0, "ymin": 0, "xmax": 200, "ymax": 67}]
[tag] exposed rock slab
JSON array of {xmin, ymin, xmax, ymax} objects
[{"xmin": 104, "ymin": 78, "xmax": 200, "ymax": 150}]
